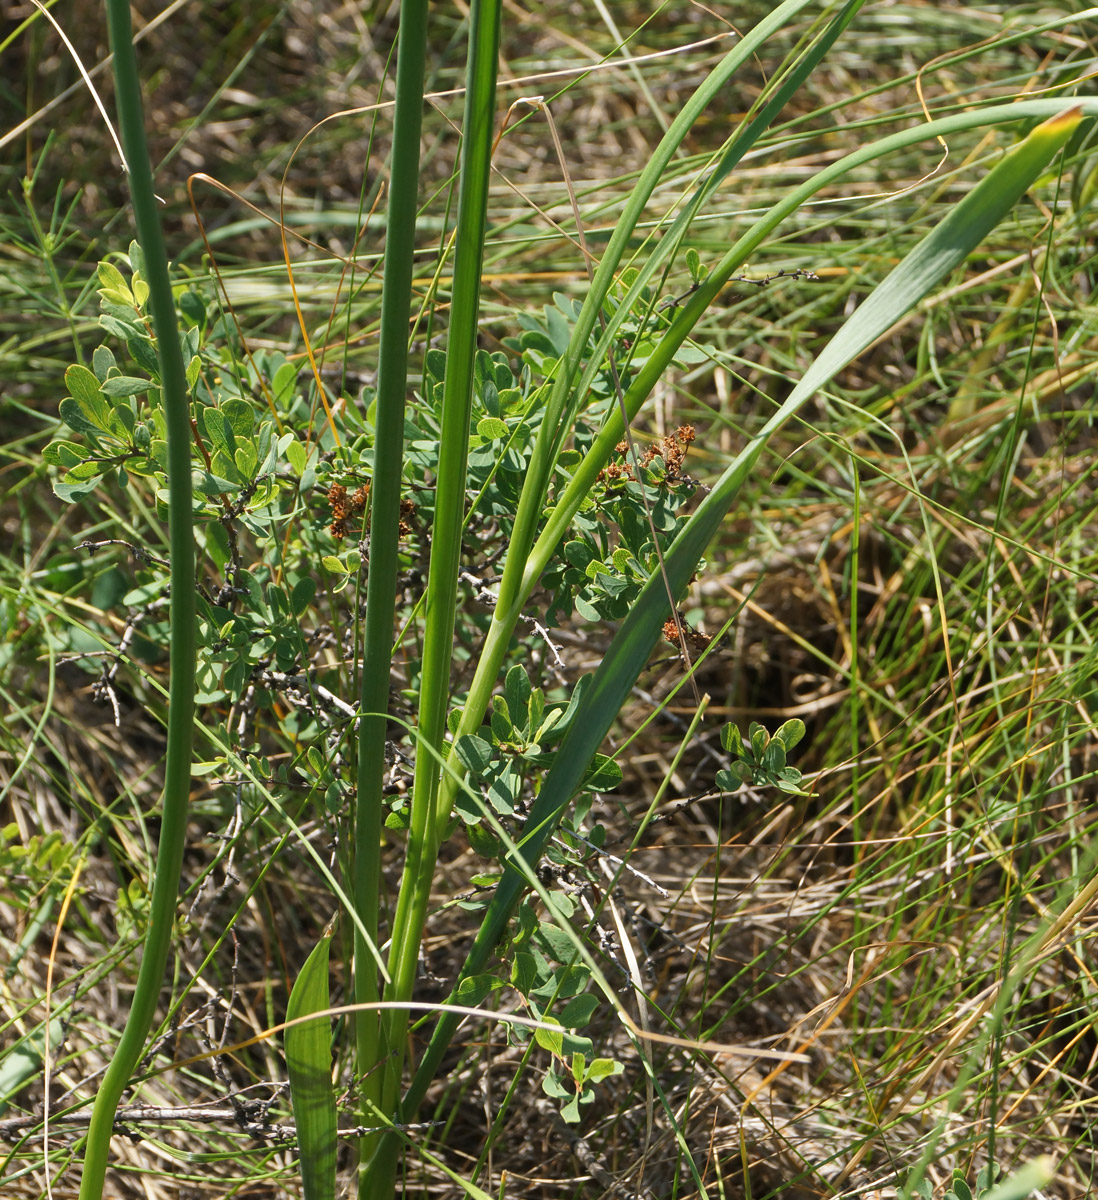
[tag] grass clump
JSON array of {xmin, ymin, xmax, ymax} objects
[{"xmin": 2, "ymin": 3, "xmax": 1098, "ymax": 1198}]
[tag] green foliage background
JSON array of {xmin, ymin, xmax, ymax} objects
[{"xmin": 2, "ymin": 3, "xmax": 1097, "ymax": 1199}]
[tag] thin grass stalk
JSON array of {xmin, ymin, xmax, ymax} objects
[
  {"xmin": 353, "ymin": 0, "xmax": 428, "ymax": 1172},
  {"xmin": 364, "ymin": 0, "xmax": 502, "ymax": 1186},
  {"xmin": 405, "ymin": 103, "xmax": 1082, "ymax": 1112},
  {"xmin": 77, "ymin": 2, "xmax": 195, "ymax": 1196}
]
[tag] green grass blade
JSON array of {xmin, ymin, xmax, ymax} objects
[
  {"xmin": 559, "ymin": 0, "xmax": 866, "ymax": 436},
  {"xmin": 77, "ymin": 2, "xmax": 197, "ymax": 1196},
  {"xmin": 804, "ymin": 107, "xmax": 1082, "ymax": 377},
  {"xmin": 353, "ymin": 0, "xmax": 427, "ymax": 1158},
  {"xmin": 286, "ymin": 934, "xmax": 337, "ymax": 1200},
  {"xmin": 384, "ymin": 0, "xmax": 502, "ymax": 1009},
  {"xmin": 522, "ymin": 101, "xmax": 1095, "ymax": 594},
  {"xmin": 0, "ymin": 1018, "xmax": 63, "ymax": 1116},
  {"xmin": 405, "ymin": 104, "xmax": 1082, "ymax": 1110},
  {"xmin": 365, "ymin": 0, "xmax": 503, "ymax": 1188}
]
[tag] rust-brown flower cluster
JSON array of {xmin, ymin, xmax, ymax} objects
[
  {"xmin": 327, "ymin": 482, "xmax": 369, "ymax": 539},
  {"xmin": 398, "ymin": 496, "xmax": 415, "ymax": 536},
  {"xmin": 327, "ymin": 482, "xmax": 415, "ymax": 540},
  {"xmin": 662, "ymin": 614, "xmax": 711, "ymax": 651},
  {"xmin": 598, "ymin": 423, "xmax": 696, "ymax": 487}
]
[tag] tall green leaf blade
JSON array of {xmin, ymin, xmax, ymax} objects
[
  {"xmin": 405, "ymin": 104, "xmax": 1081, "ymax": 1113},
  {"xmin": 0, "ymin": 1018, "xmax": 64, "ymax": 1116},
  {"xmin": 527, "ymin": 104, "xmax": 1082, "ymax": 858},
  {"xmin": 354, "ymin": 2, "xmax": 428, "ymax": 1189},
  {"xmin": 286, "ymin": 934, "xmax": 337, "ymax": 1200},
  {"xmin": 375, "ymin": 1, "xmax": 504, "ymax": 1176},
  {"xmin": 796, "ymin": 108, "xmax": 1082, "ymax": 390}
]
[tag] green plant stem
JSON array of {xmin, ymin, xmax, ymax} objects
[
  {"xmin": 353, "ymin": 0, "xmax": 428, "ymax": 1175},
  {"xmin": 78, "ymin": 2, "xmax": 195, "ymax": 1197},
  {"xmin": 365, "ymin": 0, "xmax": 502, "ymax": 1188}
]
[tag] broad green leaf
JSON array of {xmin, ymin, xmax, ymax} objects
[
  {"xmin": 273, "ymin": 360, "xmax": 298, "ymax": 407},
  {"xmin": 535, "ymin": 673, "xmax": 592, "ymax": 746},
  {"xmin": 541, "ymin": 1069, "xmax": 569, "ymax": 1102},
  {"xmin": 97, "ymin": 260, "xmax": 132, "ymax": 301},
  {"xmin": 558, "ymin": 993, "xmax": 599, "ymax": 1028},
  {"xmin": 58, "ymin": 398, "xmax": 107, "ymax": 439},
  {"xmin": 99, "ymin": 313, "xmax": 139, "ymax": 340},
  {"xmin": 190, "ymin": 761, "xmax": 225, "ymax": 777},
  {"xmin": 222, "ymin": 397, "xmax": 254, "ymax": 436},
  {"xmin": 454, "ymin": 734, "xmax": 494, "ymax": 775},
  {"xmin": 235, "ymin": 441, "xmax": 258, "ymax": 478},
  {"xmin": 92, "ymin": 344, "xmax": 116, "ymax": 381},
  {"xmin": 285, "ymin": 933, "xmax": 336, "ymax": 1200},
  {"xmin": 774, "ymin": 718, "xmax": 805, "ymax": 751},
  {"xmin": 527, "ymin": 687, "xmax": 545, "ymax": 740},
  {"xmin": 100, "ymin": 376, "xmax": 151, "ymax": 398},
  {"xmin": 64, "ymin": 364, "xmax": 113, "ymax": 431},
  {"xmin": 42, "ymin": 440, "xmax": 85, "ymax": 469},
  {"xmin": 685, "ymin": 246, "xmax": 702, "ymax": 282},
  {"xmin": 583, "ymin": 1057, "xmax": 623, "ymax": 1084},
  {"xmin": 285, "ymin": 437, "xmax": 308, "ymax": 476},
  {"xmin": 486, "ymin": 771, "xmax": 515, "ymax": 815},
  {"xmin": 720, "ymin": 723, "xmax": 746, "ymax": 757},
  {"xmin": 564, "ymin": 539, "xmax": 593, "ymax": 569},
  {"xmin": 533, "ymin": 1016, "xmax": 564, "ymax": 1056},
  {"xmin": 200, "ymin": 406, "xmax": 235, "ymax": 456},
  {"xmin": 504, "ymin": 665, "xmax": 531, "ymax": 730},
  {"xmin": 490, "ymin": 696, "xmax": 513, "ymax": 743},
  {"xmin": 453, "ymin": 974, "xmax": 502, "ymax": 1006},
  {"xmin": 776, "ymin": 768, "xmax": 807, "ymax": 795},
  {"xmin": 110, "ymin": 403, "xmax": 135, "ymax": 437},
  {"xmin": 54, "ymin": 475, "xmax": 104, "ymax": 502},
  {"xmin": 292, "ymin": 577, "xmax": 317, "ymax": 616},
  {"xmin": 126, "ymin": 333, "xmax": 160, "ymax": 377},
  {"xmin": 98, "ymin": 287, "xmax": 133, "ymax": 307},
  {"xmin": 193, "ymin": 469, "xmax": 239, "ymax": 496},
  {"xmin": 466, "ymin": 822, "xmax": 503, "ymax": 858},
  {"xmin": 761, "ymin": 741, "xmax": 787, "ymax": 774},
  {"xmin": 510, "ymin": 950, "xmax": 539, "ymax": 993},
  {"xmin": 581, "ymin": 754, "xmax": 622, "ymax": 792},
  {"xmin": 476, "ymin": 416, "xmax": 508, "ymax": 440}
]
